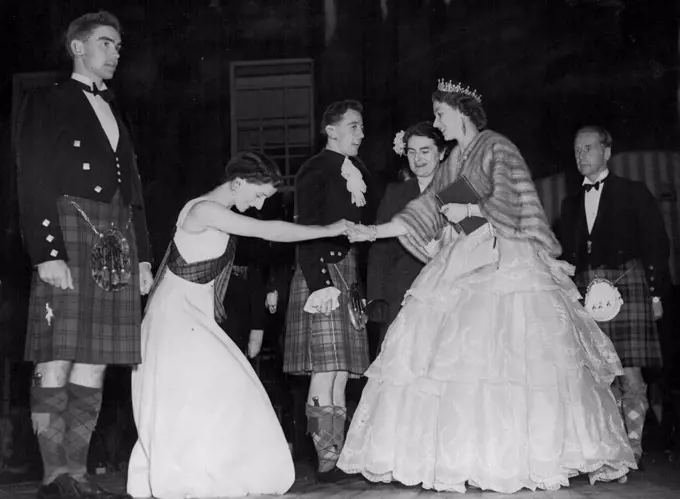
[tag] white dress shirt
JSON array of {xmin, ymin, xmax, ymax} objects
[
  {"xmin": 71, "ymin": 74, "xmax": 150, "ymax": 270},
  {"xmin": 583, "ymin": 169, "xmax": 609, "ymax": 234},
  {"xmin": 71, "ymin": 73, "xmax": 119, "ymax": 150}
]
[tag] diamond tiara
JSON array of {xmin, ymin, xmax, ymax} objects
[{"xmin": 437, "ymin": 79, "xmax": 482, "ymax": 103}]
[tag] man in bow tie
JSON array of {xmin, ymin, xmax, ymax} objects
[
  {"xmin": 283, "ymin": 100, "xmax": 371, "ymax": 481},
  {"xmin": 559, "ymin": 125, "xmax": 669, "ymax": 467},
  {"xmin": 16, "ymin": 11, "xmax": 151, "ymax": 499}
]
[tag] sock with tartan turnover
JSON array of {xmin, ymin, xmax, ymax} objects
[
  {"xmin": 31, "ymin": 385, "xmax": 69, "ymax": 484},
  {"xmin": 306, "ymin": 403, "xmax": 338, "ymax": 472},
  {"xmin": 64, "ymin": 383, "xmax": 103, "ymax": 480}
]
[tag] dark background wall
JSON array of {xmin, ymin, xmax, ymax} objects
[{"xmin": 0, "ymin": 0, "xmax": 678, "ymax": 356}]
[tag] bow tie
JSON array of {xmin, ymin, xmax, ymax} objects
[
  {"xmin": 73, "ymin": 80, "xmax": 115, "ymax": 103},
  {"xmin": 583, "ymin": 180, "xmax": 604, "ymax": 192}
]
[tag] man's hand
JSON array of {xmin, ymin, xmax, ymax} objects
[
  {"xmin": 652, "ymin": 297, "xmax": 663, "ymax": 320},
  {"xmin": 37, "ymin": 260, "xmax": 73, "ymax": 290},
  {"xmin": 316, "ymin": 297, "xmax": 335, "ymax": 316},
  {"xmin": 248, "ymin": 329, "xmax": 264, "ymax": 358},
  {"xmin": 266, "ymin": 290, "xmax": 278, "ymax": 314},
  {"xmin": 365, "ymin": 299, "xmax": 390, "ymax": 323},
  {"xmin": 139, "ymin": 262, "xmax": 154, "ymax": 295}
]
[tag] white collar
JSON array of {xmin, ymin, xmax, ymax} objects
[
  {"xmin": 71, "ymin": 72, "xmax": 107, "ymax": 91},
  {"xmin": 583, "ymin": 168, "xmax": 609, "ymax": 185}
]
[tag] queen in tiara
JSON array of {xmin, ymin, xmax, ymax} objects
[{"xmin": 336, "ymin": 80, "xmax": 636, "ymax": 492}]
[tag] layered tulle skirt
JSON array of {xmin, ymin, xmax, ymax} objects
[{"xmin": 337, "ymin": 225, "xmax": 636, "ymax": 493}]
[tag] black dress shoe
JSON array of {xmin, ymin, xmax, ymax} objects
[
  {"xmin": 37, "ymin": 475, "xmax": 79, "ymax": 499},
  {"xmin": 70, "ymin": 476, "xmax": 132, "ymax": 499}
]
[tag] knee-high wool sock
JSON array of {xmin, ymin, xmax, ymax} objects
[
  {"xmin": 64, "ymin": 383, "xmax": 103, "ymax": 480},
  {"xmin": 31, "ymin": 386, "xmax": 69, "ymax": 484},
  {"xmin": 306, "ymin": 404, "xmax": 339, "ymax": 472}
]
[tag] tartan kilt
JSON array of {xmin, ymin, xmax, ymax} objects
[
  {"xmin": 574, "ymin": 259, "xmax": 662, "ymax": 369},
  {"xmin": 284, "ymin": 250, "xmax": 369, "ymax": 378},
  {"xmin": 25, "ymin": 191, "xmax": 142, "ymax": 365}
]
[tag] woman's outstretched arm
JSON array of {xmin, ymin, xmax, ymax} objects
[
  {"xmin": 348, "ymin": 219, "xmax": 408, "ymax": 242},
  {"xmin": 185, "ymin": 200, "xmax": 349, "ymax": 242}
]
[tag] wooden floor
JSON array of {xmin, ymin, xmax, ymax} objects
[{"xmin": 2, "ymin": 453, "xmax": 679, "ymax": 498}]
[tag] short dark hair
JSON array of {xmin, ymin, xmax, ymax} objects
[
  {"xmin": 223, "ymin": 151, "xmax": 283, "ymax": 187},
  {"xmin": 432, "ymin": 89, "xmax": 487, "ymax": 130},
  {"xmin": 65, "ymin": 11, "xmax": 122, "ymax": 58},
  {"xmin": 403, "ymin": 121, "xmax": 449, "ymax": 153},
  {"xmin": 575, "ymin": 125, "xmax": 613, "ymax": 148},
  {"xmin": 320, "ymin": 100, "xmax": 363, "ymax": 136}
]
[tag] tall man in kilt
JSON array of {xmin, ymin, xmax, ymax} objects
[
  {"xmin": 16, "ymin": 11, "xmax": 152, "ymax": 499},
  {"xmin": 560, "ymin": 125, "xmax": 670, "ymax": 466},
  {"xmin": 284, "ymin": 100, "xmax": 371, "ymax": 481}
]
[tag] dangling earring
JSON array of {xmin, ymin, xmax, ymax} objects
[{"xmin": 462, "ymin": 120, "xmax": 467, "ymax": 136}]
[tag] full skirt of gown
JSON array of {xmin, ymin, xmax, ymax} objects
[
  {"xmin": 127, "ymin": 269, "xmax": 295, "ymax": 498},
  {"xmin": 337, "ymin": 225, "xmax": 636, "ymax": 493}
]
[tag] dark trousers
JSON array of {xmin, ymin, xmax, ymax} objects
[{"xmin": 223, "ymin": 275, "xmax": 252, "ymax": 352}]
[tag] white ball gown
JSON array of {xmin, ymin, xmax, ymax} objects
[
  {"xmin": 127, "ymin": 198, "xmax": 295, "ymax": 499},
  {"xmin": 337, "ymin": 224, "xmax": 636, "ymax": 493}
]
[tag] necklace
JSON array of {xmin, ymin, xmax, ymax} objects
[
  {"xmin": 456, "ymin": 141, "xmax": 471, "ymax": 164},
  {"xmin": 457, "ymin": 131, "xmax": 479, "ymax": 163}
]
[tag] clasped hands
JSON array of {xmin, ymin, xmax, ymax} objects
[
  {"xmin": 329, "ymin": 220, "xmax": 376, "ymax": 243},
  {"xmin": 330, "ymin": 202, "xmax": 473, "ymax": 242}
]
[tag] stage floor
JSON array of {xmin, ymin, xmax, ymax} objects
[{"xmin": 2, "ymin": 453, "xmax": 679, "ymax": 499}]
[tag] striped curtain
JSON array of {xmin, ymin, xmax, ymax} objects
[
  {"xmin": 534, "ymin": 152, "xmax": 680, "ymax": 285},
  {"xmin": 610, "ymin": 152, "xmax": 680, "ymax": 285}
]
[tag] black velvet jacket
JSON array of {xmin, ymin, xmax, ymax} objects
[
  {"xmin": 559, "ymin": 173, "xmax": 670, "ymax": 296},
  {"xmin": 294, "ymin": 149, "xmax": 371, "ymax": 293},
  {"xmin": 16, "ymin": 78, "xmax": 151, "ymax": 265}
]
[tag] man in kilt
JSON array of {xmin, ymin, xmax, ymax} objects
[
  {"xmin": 16, "ymin": 11, "xmax": 152, "ymax": 499},
  {"xmin": 284, "ymin": 100, "xmax": 371, "ymax": 481},
  {"xmin": 560, "ymin": 125, "xmax": 670, "ymax": 465}
]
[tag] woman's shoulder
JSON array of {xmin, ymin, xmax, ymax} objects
[
  {"xmin": 177, "ymin": 196, "xmax": 214, "ymax": 224},
  {"xmin": 477, "ymin": 130, "xmax": 525, "ymax": 166},
  {"xmin": 478, "ymin": 129, "xmax": 518, "ymax": 151}
]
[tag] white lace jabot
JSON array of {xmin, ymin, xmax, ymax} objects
[{"xmin": 341, "ymin": 157, "xmax": 367, "ymax": 207}]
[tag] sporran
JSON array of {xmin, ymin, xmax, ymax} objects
[
  {"xmin": 332, "ymin": 264, "xmax": 368, "ymax": 331},
  {"xmin": 583, "ymin": 267, "xmax": 632, "ymax": 322},
  {"xmin": 66, "ymin": 196, "xmax": 133, "ymax": 292}
]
